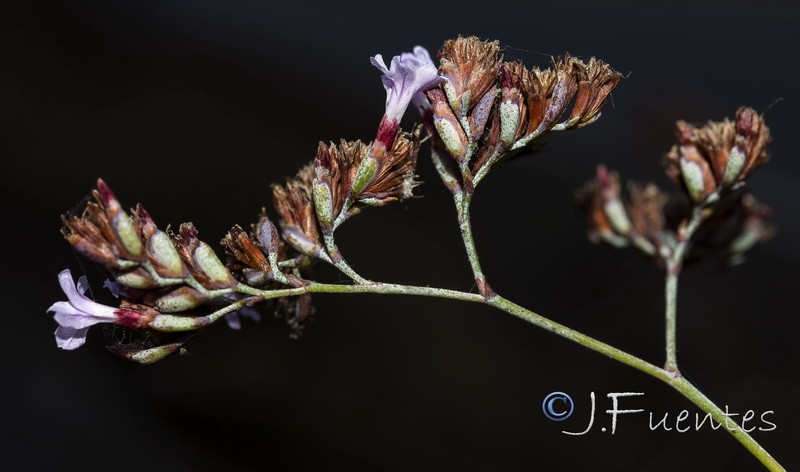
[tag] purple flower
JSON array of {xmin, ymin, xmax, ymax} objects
[
  {"xmin": 370, "ymin": 46, "xmax": 443, "ymax": 124},
  {"xmin": 48, "ymin": 269, "xmax": 124, "ymax": 350}
]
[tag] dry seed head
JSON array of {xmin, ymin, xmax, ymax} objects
[
  {"xmin": 221, "ymin": 225, "xmax": 271, "ymax": 275},
  {"xmin": 358, "ymin": 127, "xmax": 422, "ymax": 204},
  {"xmin": 626, "ymin": 182, "xmax": 669, "ymax": 256},
  {"xmin": 439, "ymin": 36, "xmax": 502, "ymax": 116},
  {"xmin": 664, "ymin": 107, "xmax": 771, "ymax": 203},
  {"xmin": 574, "ymin": 165, "xmax": 629, "ymax": 248},
  {"xmin": 576, "ymin": 166, "xmax": 672, "ymax": 262},
  {"xmin": 61, "ymin": 179, "xmax": 144, "ymax": 269},
  {"xmin": 272, "ymin": 163, "xmax": 323, "ymax": 256},
  {"xmin": 568, "ymin": 57, "xmax": 622, "ymax": 126}
]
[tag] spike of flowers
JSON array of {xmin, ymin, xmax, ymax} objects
[{"xmin": 664, "ymin": 107, "xmax": 771, "ymax": 203}]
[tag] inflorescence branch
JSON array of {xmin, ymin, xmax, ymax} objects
[{"xmin": 47, "ymin": 36, "xmax": 782, "ymax": 470}]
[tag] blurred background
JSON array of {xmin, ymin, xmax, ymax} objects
[{"xmin": 2, "ymin": 1, "xmax": 799, "ymax": 470}]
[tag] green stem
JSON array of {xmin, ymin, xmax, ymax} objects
[
  {"xmin": 669, "ymin": 377, "xmax": 785, "ymax": 471},
  {"xmin": 147, "ymin": 280, "xmax": 783, "ymax": 470},
  {"xmin": 153, "ymin": 280, "xmax": 783, "ymax": 470},
  {"xmin": 664, "ymin": 204, "xmax": 707, "ymax": 373},
  {"xmin": 323, "ymin": 232, "xmax": 370, "ymax": 284},
  {"xmin": 665, "ymin": 269, "xmax": 679, "ymax": 372},
  {"xmin": 454, "ymin": 191, "xmax": 492, "ymax": 298}
]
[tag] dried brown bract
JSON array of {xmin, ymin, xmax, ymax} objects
[
  {"xmin": 359, "ymin": 128, "xmax": 421, "ymax": 204},
  {"xmin": 575, "ymin": 165, "xmax": 632, "ymax": 248},
  {"xmin": 626, "ymin": 182, "xmax": 670, "ymax": 257},
  {"xmin": 439, "ymin": 36, "xmax": 501, "ymax": 117},
  {"xmin": 664, "ymin": 107, "xmax": 771, "ymax": 203},
  {"xmin": 312, "ymin": 128, "xmax": 422, "ymax": 231},
  {"xmin": 427, "ymin": 40, "xmax": 621, "ymax": 190},
  {"xmin": 61, "ymin": 179, "xmax": 143, "ymax": 270},
  {"xmin": 568, "ymin": 57, "xmax": 622, "ymax": 127},
  {"xmin": 506, "ymin": 55, "xmax": 621, "ymax": 143},
  {"xmin": 272, "ymin": 163, "xmax": 324, "ymax": 257},
  {"xmin": 222, "ymin": 225, "xmax": 271, "ymax": 276}
]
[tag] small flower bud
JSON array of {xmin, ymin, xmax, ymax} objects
[
  {"xmin": 468, "ymin": 86, "xmax": 498, "ymax": 141},
  {"xmin": 500, "ymin": 99, "xmax": 521, "ymax": 147},
  {"xmin": 257, "ymin": 217, "xmax": 281, "ymax": 257},
  {"xmin": 153, "ymin": 286, "xmax": 207, "ymax": 313},
  {"xmin": 96, "ymin": 179, "xmax": 143, "ymax": 260},
  {"xmin": 108, "ymin": 342, "xmax": 184, "ymax": 364},
  {"xmin": 193, "ymin": 242, "xmax": 235, "ymax": 287},
  {"xmin": 352, "ymin": 155, "xmax": 378, "ymax": 197},
  {"xmin": 312, "ymin": 180, "xmax": 334, "ymax": 228},
  {"xmin": 679, "ymin": 155, "xmax": 712, "ymax": 203},
  {"xmin": 427, "ymin": 88, "xmax": 468, "ymax": 161},
  {"xmin": 136, "ymin": 205, "xmax": 187, "ymax": 279},
  {"xmin": 115, "ymin": 267, "xmax": 157, "ymax": 289},
  {"xmin": 148, "ymin": 230, "xmax": 187, "ymax": 278}
]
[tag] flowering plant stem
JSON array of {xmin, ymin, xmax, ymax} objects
[
  {"xmin": 207, "ymin": 277, "xmax": 784, "ymax": 470},
  {"xmin": 160, "ymin": 194, "xmax": 777, "ymax": 470},
  {"xmin": 454, "ymin": 190, "xmax": 492, "ymax": 297},
  {"xmin": 664, "ymin": 203, "xmax": 709, "ymax": 373}
]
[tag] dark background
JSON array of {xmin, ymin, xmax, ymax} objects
[{"xmin": 3, "ymin": 1, "xmax": 799, "ymax": 471}]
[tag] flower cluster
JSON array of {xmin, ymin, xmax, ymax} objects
[
  {"xmin": 51, "ymin": 44, "xmax": 444, "ymax": 359},
  {"xmin": 424, "ymin": 36, "xmax": 622, "ymax": 191},
  {"xmin": 576, "ymin": 108, "xmax": 773, "ymax": 267},
  {"xmin": 575, "ymin": 165, "xmax": 671, "ymax": 259},
  {"xmin": 664, "ymin": 107, "xmax": 770, "ymax": 203}
]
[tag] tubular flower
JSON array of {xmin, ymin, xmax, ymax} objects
[
  {"xmin": 371, "ymin": 46, "xmax": 444, "ymax": 148},
  {"xmin": 48, "ymin": 269, "xmax": 155, "ymax": 350}
]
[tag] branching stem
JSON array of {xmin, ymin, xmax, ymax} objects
[{"xmin": 148, "ymin": 279, "xmax": 784, "ymax": 470}]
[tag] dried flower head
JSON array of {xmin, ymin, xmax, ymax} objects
[
  {"xmin": 568, "ymin": 57, "xmax": 622, "ymax": 127},
  {"xmin": 576, "ymin": 165, "xmax": 672, "ymax": 261},
  {"xmin": 439, "ymin": 36, "xmax": 502, "ymax": 117},
  {"xmin": 575, "ymin": 165, "xmax": 632, "ymax": 248},
  {"xmin": 505, "ymin": 55, "xmax": 621, "ymax": 144},
  {"xmin": 272, "ymin": 163, "xmax": 324, "ymax": 257},
  {"xmin": 426, "ymin": 39, "xmax": 621, "ymax": 190},
  {"xmin": 61, "ymin": 179, "xmax": 144, "ymax": 270},
  {"xmin": 312, "ymin": 129, "xmax": 422, "ymax": 231},
  {"xmin": 222, "ymin": 225, "xmax": 272, "ymax": 277},
  {"xmin": 664, "ymin": 107, "xmax": 770, "ymax": 203},
  {"xmin": 626, "ymin": 182, "xmax": 670, "ymax": 258}
]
